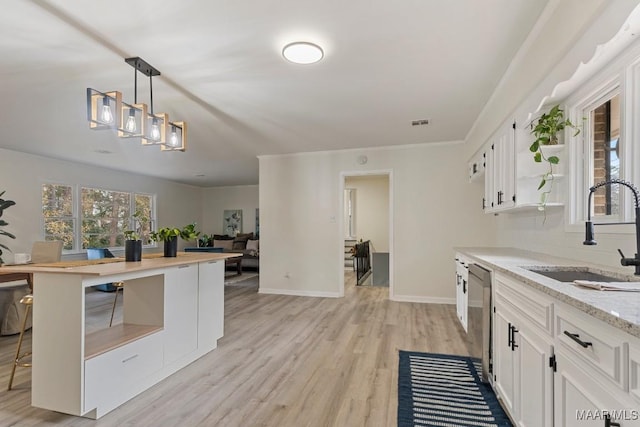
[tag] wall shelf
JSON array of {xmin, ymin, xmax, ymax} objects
[{"xmin": 85, "ymin": 324, "xmax": 163, "ymax": 360}]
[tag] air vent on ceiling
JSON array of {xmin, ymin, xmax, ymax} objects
[{"xmin": 411, "ymin": 119, "xmax": 430, "ymax": 126}]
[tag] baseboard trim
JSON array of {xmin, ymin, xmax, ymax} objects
[
  {"xmin": 259, "ymin": 287, "xmax": 341, "ymax": 298},
  {"xmin": 391, "ymin": 295, "xmax": 456, "ymax": 304}
]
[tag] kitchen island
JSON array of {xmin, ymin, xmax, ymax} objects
[{"xmin": 0, "ymin": 252, "xmax": 235, "ymax": 419}]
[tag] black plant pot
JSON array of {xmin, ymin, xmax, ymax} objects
[
  {"xmin": 125, "ymin": 240, "xmax": 142, "ymax": 262},
  {"xmin": 164, "ymin": 236, "xmax": 178, "ymax": 257}
]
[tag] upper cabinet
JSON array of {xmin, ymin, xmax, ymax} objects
[
  {"xmin": 482, "ymin": 119, "xmax": 516, "ymax": 213},
  {"xmin": 472, "ymin": 116, "xmax": 568, "ymax": 214}
]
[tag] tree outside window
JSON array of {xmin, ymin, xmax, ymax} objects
[{"xmin": 42, "ymin": 184, "xmax": 74, "ymax": 250}]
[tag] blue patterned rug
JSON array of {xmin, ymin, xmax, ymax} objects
[{"xmin": 398, "ymin": 351, "xmax": 512, "ymax": 427}]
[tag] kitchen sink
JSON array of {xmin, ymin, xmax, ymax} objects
[{"xmin": 523, "ymin": 266, "xmax": 631, "ymax": 283}]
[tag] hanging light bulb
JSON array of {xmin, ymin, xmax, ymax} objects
[
  {"xmin": 169, "ymin": 125, "xmax": 179, "ymax": 147},
  {"xmin": 101, "ymin": 96, "xmax": 113, "ymax": 123},
  {"xmin": 150, "ymin": 118, "xmax": 161, "ymax": 140},
  {"xmin": 125, "ymin": 108, "xmax": 136, "ymax": 132}
]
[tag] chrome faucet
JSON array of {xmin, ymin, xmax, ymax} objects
[{"xmin": 583, "ymin": 179, "xmax": 640, "ymax": 275}]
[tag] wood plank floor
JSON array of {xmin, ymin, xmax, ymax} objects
[{"xmin": 0, "ymin": 273, "xmax": 472, "ymax": 426}]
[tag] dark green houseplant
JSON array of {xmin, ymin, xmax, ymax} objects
[
  {"xmin": 0, "ymin": 191, "xmax": 16, "ymax": 265},
  {"xmin": 150, "ymin": 227, "xmax": 181, "ymax": 257},
  {"xmin": 123, "ymin": 210, "xmax": 148, "ymax": 261},
  {"xmin": 149, "ymin": 223, "xmax": 199, "ymax": 257},
  {"xmin": 529, "ymin": 104, "xmax": 581, "ymax": 208}
]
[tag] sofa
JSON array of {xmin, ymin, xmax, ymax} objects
[{"xmin": 210, "ymin": 233, "xmax": 259, "ymax": 271}]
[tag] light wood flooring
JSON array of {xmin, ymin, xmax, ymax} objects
[{"xmin": 0, "ymin": 272, "xmax": 471, "ymax": 426}]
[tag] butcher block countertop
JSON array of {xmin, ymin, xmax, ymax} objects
[{"xmin": 0, "ymin": 252, "xmax": 237, "ymax": 276}]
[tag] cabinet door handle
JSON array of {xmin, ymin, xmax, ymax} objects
[
  {"xmin": 605, "ymin": 414, "xmax": 621, "ymax": 427},
  {"xmin": 178, "ymin": 264, "xmax": 190, "ymax": 269},
  {"xmin": 563, "ymin": 331, "xmax": 593, "ymax": 348},
  {"xmin": 508, "ymin": 322, "xmax": 513, "ymax": 348},
  {"xmin": 511, "ymin": 326, "xmax": 519, "ymax": 351},
  {"xmin": 462, "ymin": 279, "xmax": 467, "ymax": 294},
  {"xmin": 122, "ymin": 354, "xmax": 139, "ymax": 363}
]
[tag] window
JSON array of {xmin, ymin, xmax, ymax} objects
[
  {"xmin": 589, "ymin": 93, "xmax": 621, "ymax": 219},
  {"xmin": 42, "ymin": 184, "xmax": 156, "ymax": 252},
  {"xmin": 81, "ymin": 188, "xmax": 131, "ymax": 249},
  {"xmin": 42, "ymin": 184, "xmax": 75, "ymax": 250}
]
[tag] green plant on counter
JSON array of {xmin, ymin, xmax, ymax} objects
[
  {"xmin": 0, "ymin": 191, "xmax": 16, "ymax": 265},
  {"xmin": 180, "ymin": 222, "xmax": 200, "ymax": 241},
  {"xmin": 149, "ymin": 227, "xmax": 181, "ymax": 243},
  {"xmin": 529, "ymin": 104, "xmax": 581, "ymax": 209}
]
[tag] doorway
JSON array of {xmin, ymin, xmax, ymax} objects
[{"xmin": 339, "ymin": 170, "xmax": 393, "ymax": 298}]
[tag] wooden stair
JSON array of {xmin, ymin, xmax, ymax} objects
[{"xmin": 344, "ymin": 239, "xmax": 357, "ymax": 269}]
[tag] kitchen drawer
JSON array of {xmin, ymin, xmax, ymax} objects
[
  {"xmin": 556, "ymin": 304, "xmax": 626, "ymax": 391},
  {"xmin": 494, "ymin": 272, "xmax": 553, "ymax": 335},
  {"xmin": 84, "ymin": 331, "xmax": 163, "ymax": 414}
]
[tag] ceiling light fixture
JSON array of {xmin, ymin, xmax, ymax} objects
[
  {"xmin": 282, "ymin": 42, "xmax": 324, "ymax": 64},
  {"xmin": 86, "ymin": 56, "xmax": 186, "ymax": 152}
]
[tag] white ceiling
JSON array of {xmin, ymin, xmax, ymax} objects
[{"xmin": 0, "ymin": 0, "xmax": 549, "ymax": 187}]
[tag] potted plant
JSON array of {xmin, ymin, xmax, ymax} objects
[
  {"xmin": 150, "ymin": 223, "xmax": 201, "ymax": 257},
  {"xmin": 198, "ymin": 233, "xmax": 212, "ymax": 248},
  {"xmin": 0, "ymin": 191, "xmax": 16, "ymax": 265},
  {"xmin": 123, "ymin": 210, "xmax": 147, "ymax": 262},
  {"xmin": 529, "ymin": 104, "xmax": 581, "ymax": 208},
  {"xmin": 180, "ymin": 222, "xmax": 200, "ymax": 243},
  {"xmin": 150, "ymin": 227, "xmax": 181, "ymax": 257}
]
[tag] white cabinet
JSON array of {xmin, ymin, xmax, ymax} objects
[
  {"xmin": 553, "ymin": 302, "xmax": 640, "ymax": 426},
  {"xmin": 84, "ymin": 331, "xmax": 163, "ymax": 417},
  {"xmin": 164, "ymin": 263, "xmax": 199, "ymax": 366},
  {"xmin": 198, "ymin": 259, "xmax": 225, "ymax": 352},
  {"xmin": 454, "ymin": 253, "xmax": 469, "ymax": 332},
  {"xmin": 493, "ymin": 272, "xmax": 554, "ymax": 427},
  {"xmin": 554, "ymin": 343, "xmax": 640, "ymax": 426},
  {"xmin": 491, "ymin": 269, "xmax": 640, "ymax": 426},
  {"xmin": 468, "ymin": 149, "xmax": 486, "ymax": 182},
  {"xmin": 483, "ymin": 120, "xmax": 516, "ymax": 213},
  {"xmin": 470, "ymin": 119, "xmax": 569, "ymax": 213}
]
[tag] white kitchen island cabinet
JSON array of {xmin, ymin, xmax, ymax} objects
[{"xmin": 1, "ymin": 252, "xmax": 233, "ymax": 419}]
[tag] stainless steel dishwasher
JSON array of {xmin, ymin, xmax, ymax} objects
[{"xmin": 467, "ymin": 263, "xmax": 492, "ymax": 383}]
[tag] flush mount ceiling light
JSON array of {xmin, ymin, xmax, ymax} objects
[
  {"xmin": 87, "ymin": 56, "xmax": 187, "ymax": 152},
  {"xmin": 282, "ymin": 42, "xmax": 324, "ymax": 64}
]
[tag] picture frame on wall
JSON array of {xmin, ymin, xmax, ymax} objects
[{"xmin": 223, "ymin": 210, "xmax": 242, "ymax": 236}]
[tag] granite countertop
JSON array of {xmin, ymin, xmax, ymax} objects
[{"xmin": 455, "ymin": 247, "xmax": 640, "ymax": 340}]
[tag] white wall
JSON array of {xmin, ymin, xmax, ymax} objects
[
  {"xmin": 201, "ymin": 185, "xmax": 259, "ymax": 236},
  {"xmin": 0, "ymin": 148, "xmax": 202, "ymax": 260},
  {"xmin": 259, "ymin": 143, "xmax": 496, "ymax": 301},
  {"xmin": 345, "ymin": 175, "xmax": 389, "ymax": 252}
]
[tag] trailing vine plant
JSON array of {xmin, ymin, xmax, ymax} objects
[{"xmin": 529, "ymin": 104, "xmax": 581, "ymax": 210}]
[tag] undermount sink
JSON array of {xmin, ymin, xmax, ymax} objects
[{"xmin": 523, "ymin": 266, "xmax": 632, "ymax": 283}]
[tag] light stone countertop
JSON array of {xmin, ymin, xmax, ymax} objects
[{"xmin": 455, "ymin": 247, "xmax": 640, "ymax": 339}]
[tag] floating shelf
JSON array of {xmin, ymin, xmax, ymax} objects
[
  {"xmin": 85, "ymin": 323, "xmax": 163, "ymax": 360},
  {"xmin": 504, "ymin": 202, "xmax": 564, "ymax": 213}
]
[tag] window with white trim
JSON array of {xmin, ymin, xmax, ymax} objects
[
  {"xmin": 42, "ymin": 184, "xmax": 156, "ymax": 252},
  {"xmin": 42, "ymin": 183, "xmax": 75, "ymax": 250}
]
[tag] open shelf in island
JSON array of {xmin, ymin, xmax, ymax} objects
[{"xmin": 85, "ymin": 324, "xmax": 163, "ymax": 360}]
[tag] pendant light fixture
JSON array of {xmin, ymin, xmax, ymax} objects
[{"xmin": 86, "ymin": 56, "xmax": 186, "ymax": 151}]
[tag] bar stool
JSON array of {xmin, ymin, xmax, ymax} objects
[
  {"xmin": 7, "ymin": 294, "xmax": 33, "ymax": 391},
  {"xmin": 109, "ymin": 281, "xmax": 124, "ymax": 327}
]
